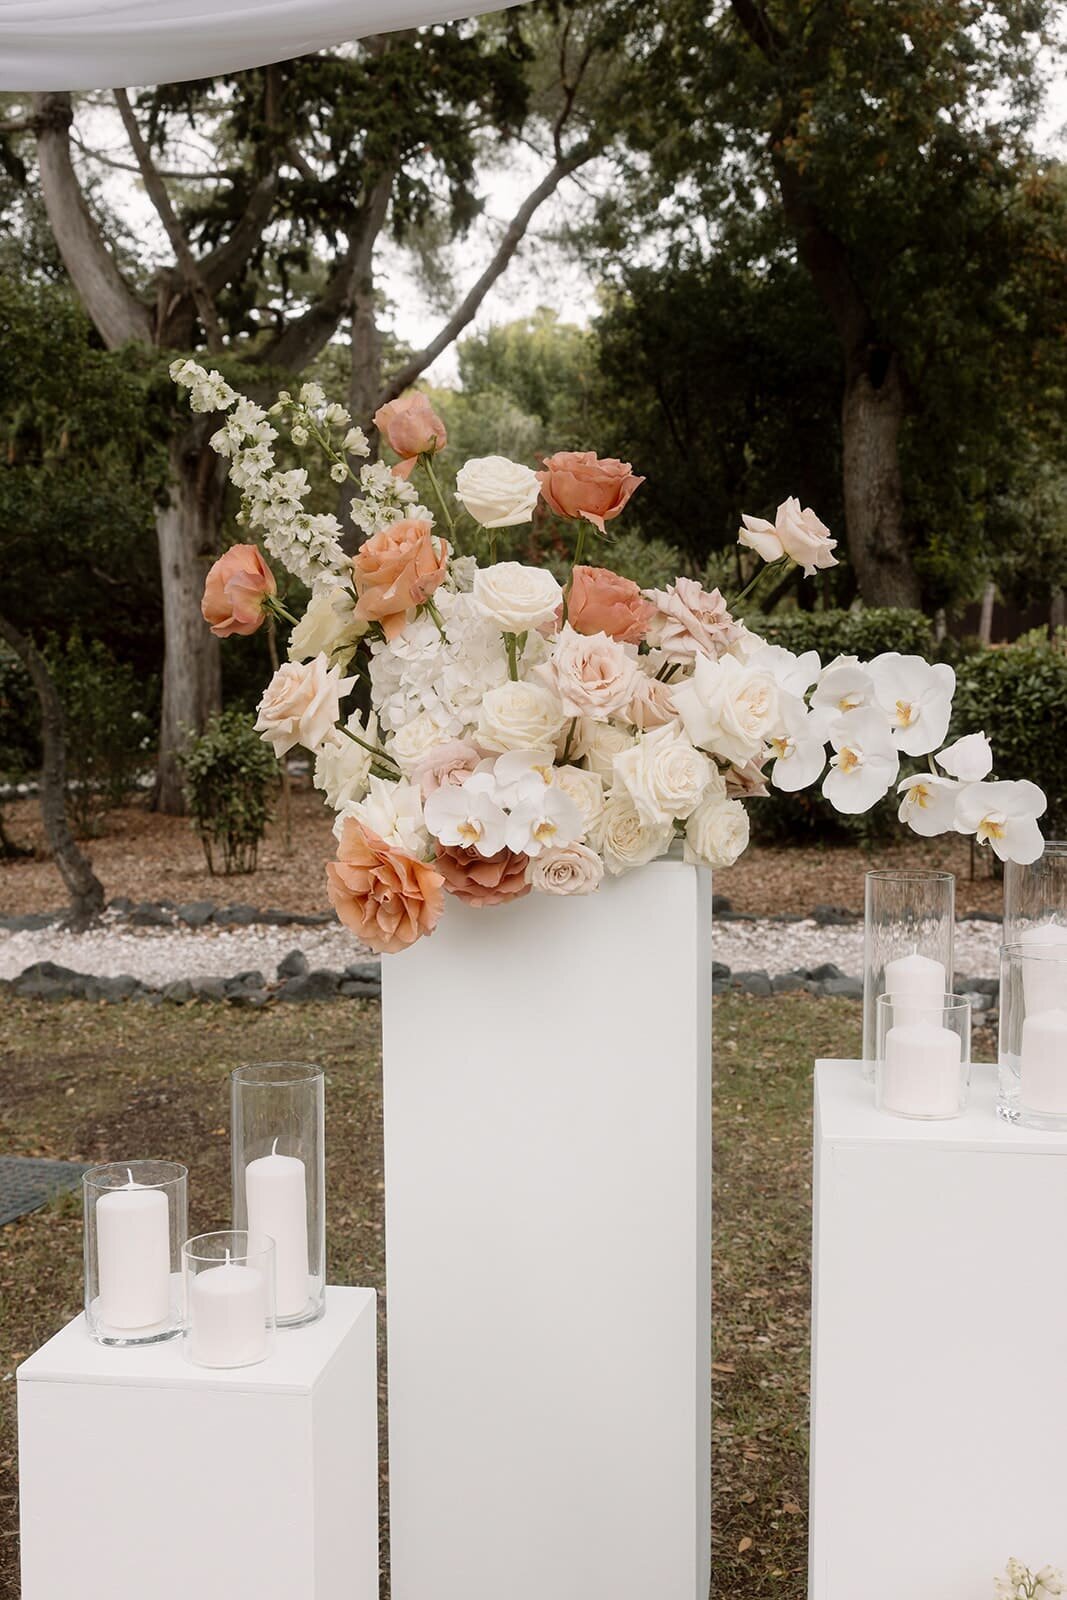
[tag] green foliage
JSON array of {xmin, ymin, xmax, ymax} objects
[
  {"xmin": 180, "ymin": 711, "xmax": 277, "ymax": 875},
  {"xmin": 0, "ymin": 645, "xmax": 40, "ymax": 781},
  {"xmin": 45, "ymin": 633, "xmax": 156, "ymax": 837},
  {"xmin": 951, "ymin": 641, "xmax": 1067, "ymax": 837},
  {"xmin": 745, "ymin": 608, "xmax": 934, "ymax": 662},
  {"xmin": 456, "ymin": 310, "xmax": 598, "ymax": 446}
]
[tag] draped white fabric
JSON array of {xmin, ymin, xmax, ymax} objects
[{"xmin": 0, "ymin": 0, "xmax": 510, "ymax": 91}]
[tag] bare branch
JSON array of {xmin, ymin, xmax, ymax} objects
[{"xmin": 198, "ymin": 65, "xmax": 283, "ymax": 296}]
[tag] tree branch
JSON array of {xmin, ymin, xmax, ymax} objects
[
  {"xmin": 729, "ymin": 0, "xmax": 785, "ymax": 60},
  {"xmin": 32, "ymin": 92, "xmax": 152, "ymax": 349},
  {"xmin": 198, "ymin": 65, "xmax": 283, "ymax": 296},
  {"xmin": 113, "ymin": 88, "xmax": 223, "ymax": 351}
]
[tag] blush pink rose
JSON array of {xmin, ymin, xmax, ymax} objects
[
  {"xmin": 565, "ymin": 565, "xmax": 653, "ymax": 644},
  {"xmin": 626, "ymin": 671, "xmax": 678, "ymax": 731},
  {"xmin": 352, "ymin": 519, "xmax": 450, "ymax": 641},
  {"xmin": 373, "ymin": 392, "xmax": 448, "ymax": 480},
  {"xmin": 724, "ymin": 756, "xmax": 770, "ymax": 800},
  {"xmin": 326, "ymin": 819, "xmax": 444, "ymax": 955},
  {"xmin": 644, "ymin": 577, "xmax": 742, "ymax": 663},
  {"xmin": 537, "ymin": 452, "xmax": 644, "ymax": 532},
  {"xmin": 412, "ymin": 740, "xmax": 485, "ymax": 799},
  {"xmin": 202, "ymin": 544, "xmax": 276, "ymax": 638},
  {"xmin": 434, "ymin": 843, "xmax": 532, "ymax": 907},
  {"xmin": 541, "ymin": 624, "xmax": 640, "ymax": 719},
  {"xmin": 738, "ymin": 497, "xmax": 837, "ymax": 576}
]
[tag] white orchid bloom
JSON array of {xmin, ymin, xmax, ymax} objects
[
  {"xmin": 897, "ymin": 772, "xmax": 960, "ymax": 837},
  {"xmin": 822, "ymin": 708, "xmax": 900, "ymax": 814},
  {"xmin": 955, "ymin": 779, "xmax": 1047, "ymax": 865},
  {"xmin": 424, "ymin": 774, "xmax": 508, "ymax": 858},
  {"xmin": 491, "ymin": 748, "xmax": 557, "ymax": 806},
  {"xmin": 769, "ymin": 699, "xmax": 830, "ymax": 793},
  {"xmin": 506, "ymin": 784, "xmax": 585, "ymax": 857},
  {"xmin": 747, "ymin": 643, "xmax": 822, "ymax": 702},
  {"xmin": 811, "ymin": 660, "xmax": 874, "ymax": 717},
  {"xmin": 868, "ymin": 652, "xmax": 956, "ymax": 756},
  {"xmin": 936, "ymin": 730, "xmax": 993, "ymax": 782},
  {"xmin": 336, "ymin": 775, "xmax": 429, "ymax": 858}
]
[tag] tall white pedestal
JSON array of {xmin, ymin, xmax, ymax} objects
[
  {"xmin": 381, "ymin": 860, "xmax": 713, "ymax": 1600},
  {"xmin": 810, "ymin": 1062, "xmax": 1067, "ymax": 1599},
  {"xmin": 18, "ymin": 1286, "xmax": 378, "ymax": 1600}
]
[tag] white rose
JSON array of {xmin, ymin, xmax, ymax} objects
[
  {"xmin": 527, "ymin": 842, "xmax": 604, "ymax": 896},
  {"xmin": 543, "ymin": 624, "xmax": 640, "ymax": 718},
  {"xmin": 575, "ymin": 719, "xmax": 634, "ymax": 783},
  {"xmin": 673, "ymin": 652, "xmax": 779, "ymax": 766},
  {"xmin": 388, "ymin": 711, "xmax": 449, "ymax": 775},
  {"xmin": 456, "ymin": 457, "xmax": 542, "ymax": 529},
  {"xmin": 313, "ymin": 712, "xmax": 378, "ymax": 810},
  {"xmin": 592, "ymin": 795, "xmax": 674, "ymax": 876},
  {"xmin": 288, "ymin": 585, "xmax": 367, "ymax": 669},
  {"xmin": 477, "ymin": 681, "xmax": 567, "ymax": 753},
  {"xmin": 612, "ymin": 722, "xmax": 713, "ymax": 827},
  {"xmin": 683, "ymin": 793, "xmax": 750, "ymax": 867},
  {"xmin": 473, "ymin": 561, "xmax": 563, "ymax": 633},
  {"xmin": 551, "ymin": 764, "xmax": 606, "ymax": 832},
  {"xmin": 255, "ymin": 654, "xmax": 356, "ymax": 756}
]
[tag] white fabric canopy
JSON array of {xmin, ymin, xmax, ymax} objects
[{"xmin": 0, "ymin": 0, "xmax": 510, "ymax": 91}]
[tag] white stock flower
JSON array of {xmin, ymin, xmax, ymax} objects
[
  {"xmin": 769, "ymin": 699, "xmax": 830, "ymax": 793},
  {"xmin": 424, "ymin": 773, "xmax": 508, "ymax": 857},
  {"xmin": 526, "ymin": 842, "xmax": 604, "ymax": 896},
  {"xmin": 592, "ymin": 795, "xmax": 674, "ymax": 876},
  {"xmin": 575, "ymin": 720, "xmax": 634, "ymax": 783},
  {"xmin": 288, "ymin": 585, "xmax": 367, "ymax": 669},
  {"xmin": 338, "ymin": 775, "xmax": 429, "ymax": 858},
  {"xmin": 897, "ymin": 773, "xmax": 960, "ymax": 837},
  {"xmin": 455, "ymin": 456, "xmax": 542, "ymax": 528},
  {"xmin": 477, "ymin": 681, "xmax": 567, "ymax": 753},
  {"xmin": 612, "ymin": 722, "xmax": 713, "ymax": 827},
  {"xmin": 868, "ymin": 653, "xmax": 956, "ymax": 756},
  {"xmin": 822, "ymin": 708, "xmax": 900, "ymax": 814},
  {"xmin": 936, "ymin": 730, "xmax": 993, "ymax": 782},
  {"xmin": 506, "ymin": 783, "xmax": 585, "ymax": 857},
  {"xmin": 545, "ymin": 625, "xmax": 640, "ymax": 718},
  {"xmin": 811, "ymin": 659, "xmax": 874, "ymax": 717},
  {"xmin": 683, "ymin": 794, "xmax": 750, "ymax": 868},
  {"xmin": 313, "ymin": 712, "xmax": 379, "ymax": 811},
  {"xmin": 1034, "ymin": 1567, "xmax": 1065, "ymax": 1598},
  {"xmin": 673, "ymin": 653, "xmax": 780, "ymax": 767},
  {"xmin": 255, "ymin": 655, "xmax": 356, "ymax": 756},
  {"xmin": 473, "ymin": 561, "xmax": 564, "ymax": 633},
  {"xmin": 955, "ymin": 780, "xmax": 1047, "ymax": 864},
  {"xmin": 344, "ymin": 427, "xmax": 371, "ymax": 456},
  {"xmin": 551, "ymin": 764, "xmax": 606, "ymax": 832}
]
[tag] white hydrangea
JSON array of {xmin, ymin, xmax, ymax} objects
[{"xmin": 368, "ymin": 589, "xmax": 510, "ymax": 739}]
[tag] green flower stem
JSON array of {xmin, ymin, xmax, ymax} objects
[
  {"xmin": 338, "ymin": 724, "xmax": 399, "ymax": 769},
  {"xmin": 729, "ymin": 553, "xmax": 791, "ymax": 612},
  {"xmin": 573, "ymin": 520, "xmax": 590, "ymax": 571},
  {"xmin": 561, "ymin": 716, "xmax": 579, "ymax": 764},
  {"xmin": 421, "ymin": 454, "xmax": 456, "ymax": 537},
  {"xmin": 505, "ymin": 631, "xmax": 519, "ymax": 681},
  {"xmin": 266, "ymin": 597, "xmax": 300, "ymax": 627},
  {"xmin": 423, "ymin": 598, "xmax": 447, "ymax": 640}
]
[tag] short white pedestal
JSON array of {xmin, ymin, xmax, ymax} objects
[
  {"xmin": 381, "ymin": 860, "xmax": 713, "ymax": 1600},
  {"xmin": 810, "ymin": 1062, "xmax": 1067, "ymax": 1599},
  {"xmin": 18, "ymin": 1286, "xmax": 378, "ymax": 1600}
]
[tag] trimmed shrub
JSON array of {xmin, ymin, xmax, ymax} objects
[
  {"xmin": 181, "ymin": 710, "xmax": 277, "ymax": 875},
  {"xmin": 46, "ymin": 632, "xmax": 155, "ymax": 835},
  {"xmin": 950, "ymin": 641, "xmax": 1067, "ymax": 837},
  {"xmin": 745, "ymin": 607, "xmax": 934, "ymax": 661}
]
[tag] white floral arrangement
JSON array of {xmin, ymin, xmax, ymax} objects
[
  {"xmin": 995, "ymin": 1560, "xmax": 1065, "ymax": 1599},
  {"xmin": 173, "ymin": 359, "xmax": 1047, "ymax": 955}
]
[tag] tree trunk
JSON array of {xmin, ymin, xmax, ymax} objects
[
  {"xmin": 339, "ymin": 277, "xmax": 385, "ymax": 541},
  {"xmin": 1051, "ymin": 587, "xmax": 1065, "ymax": 638},
  {"xmin": 155, "ymin": 436, "xmax": 224, "ymax": 813},
  {"xmin": 978, "ymin": 580, "xmax": 996, "ymax": 646},
  {"xmin": 0, "ymin": 613, "xmax": 105, "ymax": 926},
  {"xmin": 840, "ymin": 351, "xmax": 921, "ymax": 608}
]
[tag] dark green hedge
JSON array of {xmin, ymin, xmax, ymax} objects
[
  {"xmin": 745, "ymin": 607, "xmax": 934, "ymax": 660},
  {"xmin": 951, "ymin": 643, "xmax": 1067, "ymax": 837}
]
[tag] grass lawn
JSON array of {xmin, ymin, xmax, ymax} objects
[{"xmin": 0, "ymin": 990, "xmax": 862, "ymax": 1599}]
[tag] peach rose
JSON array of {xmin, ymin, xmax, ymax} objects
[
  {"xmin": 434, "ymin": 842, "xmax": 532, "ymax": 907},
  {"xmin": 644, "ymin": 577, "xmax": 742, "ymax": 663},
  {"xmin": 565, "ymin": 565, "xmax": 653, "ymax": 644},
  {"xmin": 373, "ymin": 392, "xmax": 448, "ymax": 480},
  {"xmin": 537, "ymin": 451, "xmax": 644, "ymax": 532},
  {"xmin": 352, "ymin": 519, "xmax": 450, "ymax": 641},
  {"xmin": 202, "ymin": 544, "xmax": 276, "ymax": 638},
  {"xmin": 327, "ymin": 819, "xmax": 444, "ymax": 955},
  {"xmin": 412, "ymin": 740, "xmax": 485, "ymax": 799}
]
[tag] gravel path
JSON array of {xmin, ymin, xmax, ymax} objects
[{"xmin": 0, "ymin": 914, "xmax": 1005, "ymax": 984}]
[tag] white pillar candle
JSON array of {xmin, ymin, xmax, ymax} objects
[
  {"xmin": 1020, "ymin": 1007, "xmax": 1067, "ymax": 1116},
  {"xmin": 96, "ymin": 1171, "xmax": 170, "ymax": 1330},
  {"xmin": 882, "ymin": 952, "xmax": 947, "ymax": 1030},
  {"xmin": 188, "ymin": 1258, "xmax": 269, "ymax": 1367},
  {"xmin": 245, "ymin": 1139, "xmax": 309, "ymax": 1319},
  {"xmin": 1020, "ymin": 924, "xmax": 1067, "ymax": 1014},
  {"xmin": 881, "ymin": 1022, "xmax": 963, "ymax": 1118}
]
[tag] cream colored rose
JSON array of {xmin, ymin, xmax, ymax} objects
[
  {"xmin": 476, "ymin": 681, "xmax": 567, "ymax": 753},
  {"xmin": 473, "ymin": 561, "xmax": 564, "ymax": 633},
  {"xmin": 289, "ymin": 584, "xmax": 367, "ymax": 669},
  {"xmin": 683, "ymin": 793, "xmax": 750, "ymax": 867},
  {"xmin": 592, "ymin": 794, "xmax": 674, "ymax": 876},
  {"xmin": 626, "ymin": 668, "xmax": 678, "ymax": 730},
  {"xmin": 611, "ymin": 722, "xmax": 713, "ymax": 827},
  {"xmin": 543, "ymin": 624, "xmax": 640, "ymax": 718},
  {"xmin": 388, "ymin": 711, "xmax": 448, "ymax": 775},
  {"xmin": 551, "ymin": 764, "xmax": 605, "ymax": 832},
  {"xmin": 672, "ymin": 653, "xmax": 779, "ymax": 767},
  {"xmin": 313, "ymin": 713, "xmax": 378, "ymax": 810},
  {"xmin": 526, "ymin": 841, "xmax": 604, "ymax": 896},
  {"xmin": 575, "ymin": 719, "xmax": 634, "ymax": 783},
  {"xmin": 255, "ymin": 654, "xmax": 356, "ymax": 757},
  {"xmin": 455, "ymin": 456, "xmax": 542, "ymax": 529}
]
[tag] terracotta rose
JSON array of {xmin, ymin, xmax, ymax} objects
[
  {"xmin": 373, "ymin": 392, "xmax": 448, "ymax": 480},
  {"xmin": 201, "ymin": 544, "xmax": 276, "ymax": 638},
  {"xmin": 537, "ymin": 452, "xmax": 644, "ymax": 532},
  {"xmin": 565, "ymin": 565, "xmax": 653, "ymax": 644},
  {"xmin": 434, "ymin": 843, "xmax": 532, "ymax": 908},
  {"xmin": 327, "ymin": 819, "xmax": 444, "ymax": 955},
  {"xmin": 352, "ymin": 519, "xmax": 450, "ymax": 641}
]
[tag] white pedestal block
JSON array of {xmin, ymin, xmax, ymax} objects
[
  {"xmin": 18, "ymin": 1286, "xmax": 378, "ymax": 1600},
  {"xmin": 381, "ymin": 860, "xmax": 713, "ymax": 1600},
  {"xmin": 810, "ymin": 1062, "xmax": 1067, "ymax": 1599}
]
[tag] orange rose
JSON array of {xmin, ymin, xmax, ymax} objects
[
  {"xmin": 326, "ymin": 819, "xmax": 444, "ymax": 955},
  {"xmin": 201, "ymin": 544, "xmax": 276, "ymax": 638},
  {"xmin": 566, "ymin": 564, "xmax": 653, "ymax": 643},
  {"xmin": 373, "ymin": 392, "xmax": 448, "ymax": 480},
  {"xmin": 434, "ymin": 843, "xmax": 531, "ymax": 908},
  {"xmin": 537, "ymin": 451, "xmax": 644, "ymax": 532},
  {"xmin": 352, "ymin": 519, "xmax": 450, "ymax": 641}
]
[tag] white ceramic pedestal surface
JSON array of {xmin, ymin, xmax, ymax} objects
[
  {"xmin": 381, "ymin": 859, "xmax": 713, "ymax": 1600},
  {"xmin": 810, "ymin": 1062, "xmax": 1067, "ymax": 1599},
  {"xmin": 18, "ymin": 1287, "xmax": 379, "ymax": 1600}
]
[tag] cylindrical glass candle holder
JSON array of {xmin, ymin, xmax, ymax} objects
[
  {"xmin": 1005, "ymin": 841, "xmax": 1067, "ymax": 953},
  {"xmin": 863, "ymin": 870, "xmax": 955, "ymax": 1078},
  {"xmin": 83, "ymin": 1160, "xmax": 187, "ymax": 1346},
  {"xmin": 998, "ymin": 941, "xmax": 1067, "ymax": 1128},
  {"xmin": 875, "ymin": 993, "xmax": 971, "ymax": 1120},
  {"xmin": 231, "ymin": 1063, "xmax": 325, "ymax": 1328},
  {"xmin": 183, "ymin": 1230, "xmax": 276, "ymax": 1368}
]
